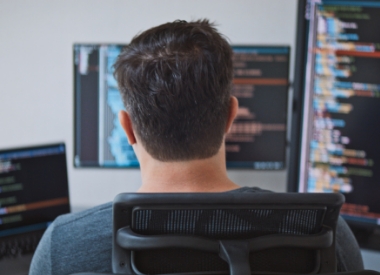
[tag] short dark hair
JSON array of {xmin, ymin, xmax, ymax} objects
[{"xmin": 114, "ymin": 19, "xmax": 233, "ymax": 161}]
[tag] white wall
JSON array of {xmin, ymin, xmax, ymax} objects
[{"xmin": 0, "ymin": 0, "xmax": 297, "ymax": 208}]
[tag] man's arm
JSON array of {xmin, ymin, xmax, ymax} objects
[
  {"xmin": 335, "ymin": 216, "xmax": 364, "ymax": 271},
  {"xmin": 29, "ymin": 223, "xmax": 53, "ymax": 275}
]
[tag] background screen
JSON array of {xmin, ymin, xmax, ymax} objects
[
  {"xmin": 289, "ymin": 0, "xmax": 380, "ymax": 250},
  {"xmin": 74, "ymin": 44, "xmax": 290, "ymax": 169}
]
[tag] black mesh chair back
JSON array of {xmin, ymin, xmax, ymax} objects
[{"xmin": 111, "ymin": 192, "xmax": 344, "ymax": 275}]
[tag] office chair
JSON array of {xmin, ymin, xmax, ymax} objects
[{"xmin": 73, "ymin": 192, "xmax": 379, "ymax": 275}]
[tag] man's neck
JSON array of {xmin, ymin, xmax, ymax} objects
[{"xmin": 137, "ymin": 149, "xmax": 240, "ymax": 193}]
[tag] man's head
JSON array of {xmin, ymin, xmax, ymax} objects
[{"xmin": 114, "ymin": 19, "xmax": 235, "ymax": 161}]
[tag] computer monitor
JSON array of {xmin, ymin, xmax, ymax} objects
[
  {"xmin": 288, "ymin": 0, "xmax": 380, "ymax": 250},
  {"xmin": 0, "ymin": 143, "xmax": 70, "ymax": 238},
  {"xmin": 74, "ymin": 44, "xmax": 290, "ymax": 169},
  {"xmin": 0, "ymin": 143, "xmax": 70, "ymax": 273}
]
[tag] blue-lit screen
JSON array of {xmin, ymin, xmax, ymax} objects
[{"xmin": 74, "ymin": 45, "xmax": 138, "ymax": 167}]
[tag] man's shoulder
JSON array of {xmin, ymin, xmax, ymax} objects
[
  {"xmin": 30, "ymin": 202, "xmax": 114, "ymax": 275},
  {"xmin": 52, "ymin": 201, "xmax": 113, "ymax": 229},
  {"xmin": 48, "ymin": 201, "xmax": 114, "ymax": 252},
  {"xmin": 42, "ymin": 202, "xmax": 113, "ymax": 274}
]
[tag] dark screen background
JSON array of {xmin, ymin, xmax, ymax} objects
[
  {"xmin": 74, "ymin": 47, "xmax": 100, "ymax": 166},
  {"xmin": 324, "ymin": 5, "xmax": 380, "ymax": 215},
  {"xmin": 226, "ymin": 47, "xmax": 289, "ymax": 169},
  {"xmin": 0, "ymin": 145, "xmax": 70, "ymax": 234}
]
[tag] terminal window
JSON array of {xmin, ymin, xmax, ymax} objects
[
  {"xmin": 299, "ymin": 0, "xmax": 380, "ymax": 225},
  {"xmin": 0, "ymin": 144, "xmax": 70, "ymax": 237},
  {"xmin": 226, "ymin": 46, "xmax": 289, "ymax": 169}
]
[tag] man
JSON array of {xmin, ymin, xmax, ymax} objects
[{"xmin": 29, "ymin": 19, "xmax": 363, "ymax": 274}]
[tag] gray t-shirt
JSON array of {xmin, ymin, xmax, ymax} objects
[{"xmin": 29, "ymin": 187, "xmax": 364, "ymax": 275}]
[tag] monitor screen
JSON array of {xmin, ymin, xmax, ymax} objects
[
  {"xmin": 0, "ymin": 143, "xmax": 70, "ymax": 237},
  {"xmin": 289, "ymin": 0, "xmax": 380, "ymax": 250},
  {"xmin": 226, "ymin": 46, "xmax": 289, "ymax": 169},
  {"xmin": 74, "ymin": 44, "xmax": 290, "ymax": 169}
]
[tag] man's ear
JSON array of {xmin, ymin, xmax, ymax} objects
[
  {"xmin": 225, "ymin": 96, "xmax": 239, "ymax": 133},
  {"xmin": 119, "ymin": 110, "xmax": 136, "ymax": 145}
]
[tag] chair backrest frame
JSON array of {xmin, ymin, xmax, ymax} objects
[{"xmin": 112, "ymin": 192, "xmax": 344, "ymax": 275}]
